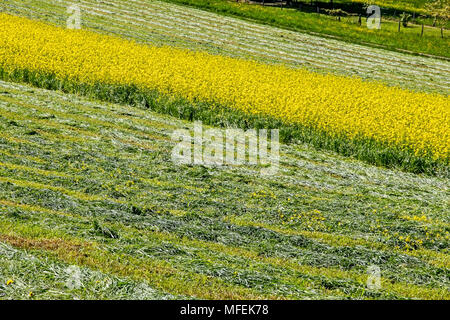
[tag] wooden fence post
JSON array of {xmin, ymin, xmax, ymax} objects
[{"xmin": 421, "ymin": 23, "xmax": 424, "ymax": 37}]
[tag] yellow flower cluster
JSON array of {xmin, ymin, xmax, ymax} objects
[{"xmin": 0, "ymin": 14, "xmax": 448, "ymax": 159}]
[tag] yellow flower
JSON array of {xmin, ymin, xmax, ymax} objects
[
  {"xmin": 0, "ymin": 13, "xmax": 448, "ymax": 160},
  {"xmin": 6, "ymin": 279, "xmax": 14, "ymax": 285}
]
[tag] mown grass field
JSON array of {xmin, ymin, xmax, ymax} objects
[
  {"xmin": 0, "ymin": 0, "xmax": 448, "ymax": 301},
  {"xmin": 0, "ymin": 80, "xmax": 448, "ymax": 299}
]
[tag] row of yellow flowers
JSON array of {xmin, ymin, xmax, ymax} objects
[{"xmin": 0, "ymin": 14, "xmax": 448, "ymax": 159}]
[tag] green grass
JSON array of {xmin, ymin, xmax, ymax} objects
[
  {"xmin": 0, "ymin": 0, "xmax": 448, "ymax": 301},
  {"xmin": 0, "ymin": 242, "xmax": 180, "ymax": 300},
  {"xmin": 0, "ymin": 80, "xmax": 448, "ymax": 299},
  {"xmin": 0, "ymin": 67, "xmax": 447, "ymax": 177},
  {"xmin": 160, "ymin": 0, "xmax": 449, "ymax": 58},
  {"xmin": 292, "ymin": 0, "xmax": 431, "ymax": 17},
  {"xmin": 285, "ymin": 1, "xmax": 445, "ymax": 27}
]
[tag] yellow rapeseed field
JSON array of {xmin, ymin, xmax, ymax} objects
[{"xmin": 0, "ymin": 14, "xmax": 448, "ymax": 159}]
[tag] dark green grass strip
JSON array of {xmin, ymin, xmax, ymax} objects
[{"xmin": 0, "ymin": 67, "xmax": 448, "ymax": 177}]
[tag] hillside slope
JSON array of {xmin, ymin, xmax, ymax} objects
[{"xmin": 0, "ymin": 80, "xmax": 448, "ymax": 299}]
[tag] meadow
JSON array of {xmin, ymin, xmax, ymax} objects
[
  {"xmin": 0, "ymin": 0, "xmax": 448, "ymax": 301},
  {"xmin": 0, "ymin": 80, "xmax": 448, "ymax": 299}
]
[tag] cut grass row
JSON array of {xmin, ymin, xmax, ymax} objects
[
  {"xmin": 0, "ymin": 241, "xmax": 178, "ymax": 300},
  {"xmin": 0, "ymin": 80, "xmax": 448, "ymax": 299}
]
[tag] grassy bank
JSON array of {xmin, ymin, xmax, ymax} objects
[
  {"xmin": 161, "ymin": 0, "xmax": 449, "ymax": 58},
  {"xmin": 288, "ymin": 1, "xmax": 431, "ymax": 18}
]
